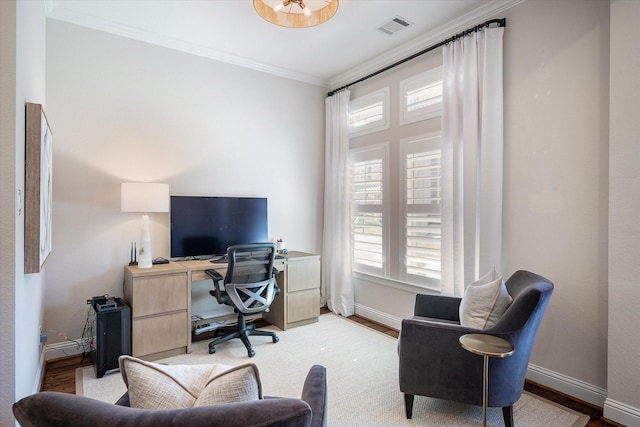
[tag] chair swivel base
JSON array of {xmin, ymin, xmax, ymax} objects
[{"xmin": 209, "ymin": 317, "xmax": 279, "ymax": 358}]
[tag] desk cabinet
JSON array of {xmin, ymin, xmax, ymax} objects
[
  {"xmin": 263, "ymin": 252, "xmax": 321, "ymax": 330},
  {"xmin": 124, "ymin": 263, "xmax": 189, "ymax": 360}
]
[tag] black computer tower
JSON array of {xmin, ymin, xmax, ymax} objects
[{"xmin": 94, "ymin": 298, "xmax": 131, "ymax": 378}]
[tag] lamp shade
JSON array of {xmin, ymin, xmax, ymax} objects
[
  {"xmin": 121, "ymin": 183, "xmax": 169, "ymax": 213},
  {"xmin": 254, "ymin": 0, "xmax": 339, "ymax": 28}
]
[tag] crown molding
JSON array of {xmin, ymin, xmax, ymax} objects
[
  {"xmin": 44, "ymin": 0, "xmax": 330, "ymax": 88},
  {"xmin": 328, "ymin": 0, "xmax": 526, "ymax": 90},
  {"xmin": 44, "ymin": 0, "xmax": 525, "ymax": 90}
]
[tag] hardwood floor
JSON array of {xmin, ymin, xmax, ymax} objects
[{"xmin": 41, "ymin": 310, "xmax": 619, "ymax": 427}]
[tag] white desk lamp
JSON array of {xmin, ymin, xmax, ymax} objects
[{"xmin": 121, "ymin": 183, "xmax": 169, "ymax": 269}]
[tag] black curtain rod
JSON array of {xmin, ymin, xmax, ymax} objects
[{"xmin": 327, "ymin": 18, "xmax": 506, "ymax": 97}]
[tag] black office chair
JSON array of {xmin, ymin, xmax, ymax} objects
[{"xmin": 205, "ymin": 243, "xmax": 280, "ymax": 357}]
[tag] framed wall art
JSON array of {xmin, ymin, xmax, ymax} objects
[{"xmin": 24, "ymin": 102, "xmax": 53, "ymax": 274}]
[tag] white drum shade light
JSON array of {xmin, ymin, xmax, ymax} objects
[
  {"xmin": 121, "ymin": 183, "xmax": 169, "ymax": 268},
  {"xmin": 254, "ymin": 0, "xmax": 339, "ymax": 28}
]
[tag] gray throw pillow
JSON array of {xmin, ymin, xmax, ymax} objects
[
  {"xmin": 459, "ymin": 268, "xmax": 512, "ymax": 329},
  {"xmin": 119, "ymin": 355, "xmax": 262, "ymax": 410}
]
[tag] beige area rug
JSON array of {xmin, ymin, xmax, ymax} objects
[{"xmin": 78, "ymin": 313, "xmax": 588, "ymax": 427}]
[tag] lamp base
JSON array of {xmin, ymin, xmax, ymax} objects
[
  {"xmin": 138, "ymin": 215, "xmax": 152, "ymax": 269},
  {"xmin": 138, "ymin": 249, "xmax": 152, "ymax": 268}
]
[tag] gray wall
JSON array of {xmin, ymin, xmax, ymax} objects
[
  {"xmin": 44, "ymin": 19, "xmax": 325, "ymax": 354},
  {"xmin": 501, "ymin": 0, "xmax": 609, "ymax": 400}
]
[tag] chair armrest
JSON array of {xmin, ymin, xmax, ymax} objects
[
  {"xmin": 271, "ymin": 267, "xmax": 281, "ymax": 295},
  {"xmin": 206, "ymin": 268, "xmax": 224, "ymax": 282},
  {"xmin": 206, "ymin": 269, "xmax": 229, "ymax": 305},
  {"xmin": 414, "ymin": 294, "xmax": 461, "ymax": 321},
  {"xmin": 300, "ymin": 365, "xmax": 327, "ymax": 427}
]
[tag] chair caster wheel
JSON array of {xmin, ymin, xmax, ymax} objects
[
  {"xmin": 209, "ymin": 346, "xmax": 216, "ymax": 354},
  {"xmin": 273, "ymin": 336, "xmax": 279, "ymax": 343},
  {"xmin": 248, "ymin": 349, "xmax": 256, "ymax": 358}
]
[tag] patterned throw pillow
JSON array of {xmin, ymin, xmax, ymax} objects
[
  {"xmin": 119, "ymin": 356, "xmax": 262, "ymax": 410},
  {"xmin": 459, "ymin": 268, "xmax": 512, "ymax": 329}
]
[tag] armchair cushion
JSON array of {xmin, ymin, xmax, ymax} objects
[
  {"xmin": 119, "ymin": 356, "xmax": 262, "ymax": 409},
  {"xmin": 459, "ymin": 268, "xmax": 512, "ymax": 329}
]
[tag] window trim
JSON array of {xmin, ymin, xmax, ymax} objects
[
  {"xmin": 399, "ymin": 132, "xmax": 442, "ymax": 289},
  {"xmin": 349, "ymin": 142, "xmax": 390, "ymax": 277},
  {"xmin": 347, "ymin": 65, "xmax": 444, "ymax": 292},
  {"xmin": 399, "ymin": 66, "xmax": 443, "ymax": 126},
  {"xmin": 349, "ymin": 87, "xmax": 390, "ymax": 137},
  {"xmin": 353, "ymin": 271, "xmax": 440, "ymax": 295}
]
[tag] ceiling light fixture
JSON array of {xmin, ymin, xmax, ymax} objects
[{"xmin": 254, "ymin": 0, "xmax": 339, "ymax": 29}]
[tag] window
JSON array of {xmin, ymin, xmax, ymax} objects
[
  {"xmin": 400, "ymin": 66, "xmax": 442, "ymax": 125},
  {"xmin": 349, "ymin": 87, "xmax": 390, "ymax": 137},
  {"xmin": 401, "ymin": 134, "xmax": 441, "ymax": 286},
  {"xmin": 349, "ymin": 67, "xmax": 443, "ymax": 290},
  {"xmin": 350, "ymin": 144, "xmax": 389, "ymax": 276}
]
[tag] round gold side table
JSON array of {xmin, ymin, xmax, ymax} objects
[{"xmin": 459, "ymin": 333, "xmax": 515, "ymax": 427}]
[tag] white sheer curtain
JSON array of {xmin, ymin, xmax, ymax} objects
[
  {"xmin": 322, "ymin": 90, "xmax": 355, "ymax": 316},
  {"xmin": 440, "ymin": 27, "xmax": 504, "ymax": 296}
]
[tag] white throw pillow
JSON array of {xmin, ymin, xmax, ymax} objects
[
  {"xmin": 119, "ymin": 356, "xmax": 262, "ymax": 410},
  {"xmin": 459, "ymin": 268, "xmax": 512, "ymax": 329}
]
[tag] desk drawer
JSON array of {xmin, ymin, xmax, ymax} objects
[
  {"xmin": 287, "ymin": 258, "xmax": 320, "ymax": 292},
  {"xmin": 132, "ymin": 312, "xmax": 188, "ymax": 357},
  {"xmin": 129, "ymin": 273, "xmax": 187, "ymax": 317},
  {"xmin": 287, "ymin": 289, "xmax": 320, "ymax": 323}
]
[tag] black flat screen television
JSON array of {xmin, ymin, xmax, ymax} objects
[{"xmin": 170, "ymin": 196, "xmax": 268, "ymax": 259}]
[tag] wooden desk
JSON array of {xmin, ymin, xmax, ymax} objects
[{"xmin": 124, "ymin": 252, "xmax": 320, "ymax": 360}]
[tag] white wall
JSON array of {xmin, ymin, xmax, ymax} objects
[
  {"xmin": 44, "ymin": 19, "xmax": 325, "ymax": 351},
  {"xmin": 353, "ymin": 0, "xmax": 612, "ymax": 408},
  {"xmin": 0, "ymin": 0, "xmax": 48, "ymax": 424},
  {"xmin": 605, "ymin": 1, "xmax": 640, "ymax": 425}
]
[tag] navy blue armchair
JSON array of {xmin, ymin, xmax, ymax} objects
[{"xmin": 398, "ymin": 270, "xmax": 554, "ymax": 427}]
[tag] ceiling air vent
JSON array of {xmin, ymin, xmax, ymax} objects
[{"xmin": 378, "ymin": 16, "xmax": 412, "ymax": 36}]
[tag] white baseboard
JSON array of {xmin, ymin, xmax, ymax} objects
[
  {"xmin": 604, "ymin": 398, "xmax": 640, "ymax": 427},
  {"xmin": 526, "ymin": 363, "xmax": 607, "ymax": 407},
  {"xmin": 354, "ymin": 303, "xmax": 616, "ymax": 411},
  {"xmin": 354, "ymin": 303, "xmax": 403, "ymax": 331},
  {"xmin": 34, "ymin": 345, "xmax": 46, "ymax": 393}
]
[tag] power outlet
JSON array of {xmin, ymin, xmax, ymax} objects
[{"xmin": 16, "ymin": 188, "xmax": 22, "ymax": 217}]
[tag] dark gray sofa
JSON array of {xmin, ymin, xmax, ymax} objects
[{"xmin": 13, "ymin": 364, "xmax": 327, "ymax": 427}]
